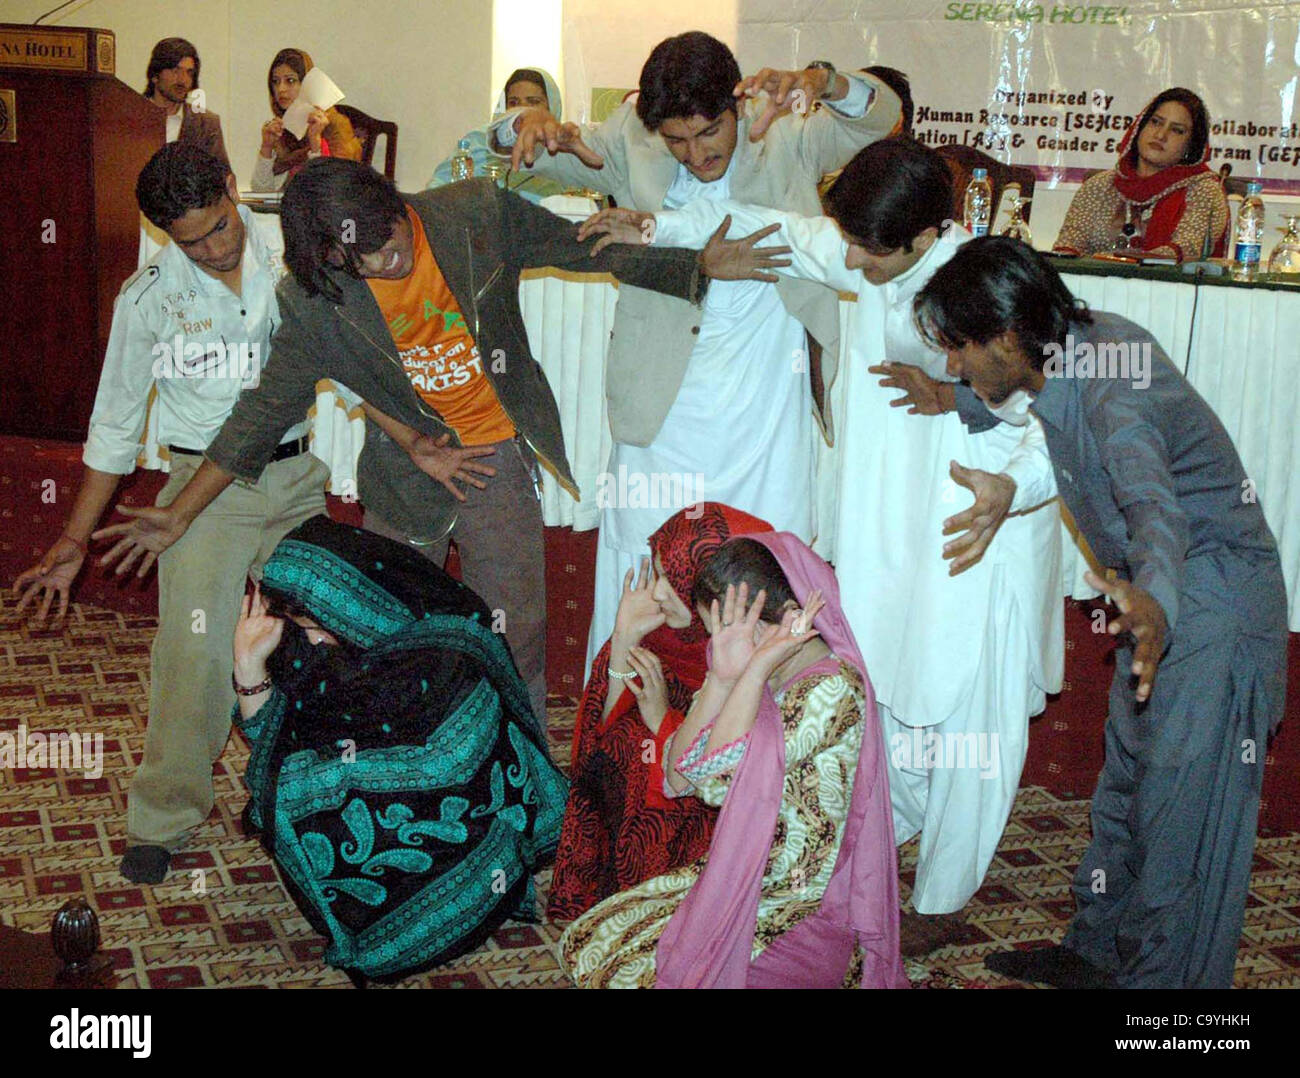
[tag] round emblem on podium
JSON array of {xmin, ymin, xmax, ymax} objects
[{"xmin": 97, "ymin": 33, "xmax": 115, "ymax": 74}]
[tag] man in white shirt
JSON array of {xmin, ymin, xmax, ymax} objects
[
  {"xmin": 13, "ymin": 144, "xmax": 328, "ymax": 885},
  {"xmin": 492, "ymin": 31, "xmax": 901, "ymax": 676},
  {"xmin": 582, "ymin": 137, "xmax": 1065, "ymax": 954}
]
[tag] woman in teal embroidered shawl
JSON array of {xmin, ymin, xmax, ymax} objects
[{"xmin": 232, "ymin": 516, "xmax": 568, "ymax": 983}]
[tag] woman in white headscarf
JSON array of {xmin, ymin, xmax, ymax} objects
[{"xmin": 428, "ymin": 67, "xmax": 568, "ymax": 203}]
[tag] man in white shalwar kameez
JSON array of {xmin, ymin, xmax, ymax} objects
[
  {"xmin": 493, "ymin": 33, "xmax": 901, "ymax": 678},
  {"xmin": 584, "ymin": 138, "xmax": 1065, "ymax": 951}
]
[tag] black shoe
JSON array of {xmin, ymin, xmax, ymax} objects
[
  {"xmin": 899, "ymin": 910, "xmax": 968, "ymax": 958},
  {"xmin": 985, "ymin": 945, "xmax": 1117, "ymax": 989},
  {"xmin": 120, "ymin": 845, "xmax": 171, "ymax": 884}
]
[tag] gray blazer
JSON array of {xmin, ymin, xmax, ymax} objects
[
  {"xmin": 507, "ymin": 76, "xmax": 901, "ymax": 446},
  {"xmin": 204, "ymin": 180, "xmax": 706, "ymax": 543}
]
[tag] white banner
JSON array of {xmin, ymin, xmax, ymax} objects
[{"xmin": 740, "ymin": 0, "xmax": 1300, "ymax": 189}]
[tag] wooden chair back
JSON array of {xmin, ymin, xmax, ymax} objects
[{"xmin": 335, "ymin": 103, "xmax": 398, "ymax": 180}]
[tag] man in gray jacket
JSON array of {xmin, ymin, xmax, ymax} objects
[
  {"xmin": 495, "ymin": 31, "xmax": 901, "ymax": 671},
  {"xmin": 96, "ymin": 160, "xmax": 713, "ymax": 724},
  {"xmin": 913, "ymin": 237, "xmax": 1287, "ymax": 989}
]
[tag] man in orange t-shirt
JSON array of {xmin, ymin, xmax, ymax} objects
[
  {"xmin": 367, "ymin": 205, "xmax": 517, "ymax": 448},
  {"xmin": 97, "ymin": 161, "xmax": 723, "ymax": 728},
  {"xmin": 359, "ymin": 204, "xmax": 550, "ymax": 718}
]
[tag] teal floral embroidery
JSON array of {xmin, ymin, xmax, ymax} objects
[
  {"xmin": 323, "ymin": 878, "xmax": 387, "ymax": 907},
  {"xmin": 340, "ymin": 797, "xmax": 375, "ymax": 864},
  {"xmin": 378, "ymin": 799, "xmax": 470, "ymax": 844},
  {"xmin": 302, "ymin": 830, "xmax": 335, "ymax": 878},
  {"xmin": 261, "ymin": 540, "xmax": 413, "ymax": 646},
  {"xmin": 498, "ymin": 805, "xmax": 528, "ymax": 832},
  {"xmin": 361, "ymin": 849, "xmax": 434, "ymax": 876},
  {"xmin": 304, "ymin": 798, "xmax": 437, "ymax": 908},
  {"xmin": 506, "ymin": 724, "xmax": 537, "ymax": 807},
  {"xmin": 470, "ymin": 762, "xmax": 506, "ymax": 819}
]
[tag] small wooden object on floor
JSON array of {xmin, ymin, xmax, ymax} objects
[{"xmin": 0, "ymin": 897, "xmax": 116, "ymax": 988}]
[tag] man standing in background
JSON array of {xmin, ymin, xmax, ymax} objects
[{"xmin": 143, "ymin": 37, "xmax": 229, "ymax": 168}]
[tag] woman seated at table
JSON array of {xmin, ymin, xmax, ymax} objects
[
  {"xmin": 549, "ymin": 503, "xmax": 773, "ymax": 922},
  {"xmin": 232, "ymin": 516, "xmax": 568, "ymax": 984},
  {"xmin": 1053, "ymin": 87, "xmax": 1228, "ymax": 261},
  {"xmin": 250, "ymin": 48, "xmax": 362, "ymax": 192},
  {"xmin": 560, "ymin": 534, "xmax": 908, "ymax": 989},
  {"xmin": 427, "ymin": 67, "xmax": 568, "ymax": 203}
]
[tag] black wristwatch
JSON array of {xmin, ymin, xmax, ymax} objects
[{"xmin": 805, "ymin": 60, "xmax": 838, "ymax": 98}]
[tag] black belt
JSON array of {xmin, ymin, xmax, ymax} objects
[{"xmin": 170, "ymin": 435, "xmax": 308, "ymax": 462}]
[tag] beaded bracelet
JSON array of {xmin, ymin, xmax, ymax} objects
[
  {"xmin": 232, "ymin": 671, "xmax": 273, "ymax": 696},
  {"xmin": 607, "ymin": 667, "xmax": 638, "ymax": 681}
]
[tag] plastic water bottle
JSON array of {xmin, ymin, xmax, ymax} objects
[
  {"xmin": 1232, "ymin": 181, "xmax": 1265, "ymax": 280},
  {"xmin": 450, "ymin": 138, "xmax": 474, "ymax": 182},
  {"xmin": 964, "ymin": 167, "xmax": 993, "ymax": 237}
]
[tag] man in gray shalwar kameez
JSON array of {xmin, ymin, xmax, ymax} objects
[{"xmin": 911, "ymin": 236, "xmax": 1287, "ymax": 989}]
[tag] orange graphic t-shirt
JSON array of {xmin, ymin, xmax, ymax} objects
[{"xmin": 367, "ymin": 207, "xmax": 515, "ymax": 446}]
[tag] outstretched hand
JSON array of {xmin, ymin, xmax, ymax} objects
[
  {"xmin": 12, "ymin": 535, "xmax": 86, "ymax": 625},
  {"xmin": 233, "ymin": 582, "xmax": 284, "ymax": 679},
  {"xmin": 578, "ymin": 207, "xmax": 656, "ymax": 257},
  {"xmin": 626, "ymin": 645, "xmax": 669, "ymax": 733},
  {"xmin": 733, "ymin": 67, "xmax": 832, "ymax": 141},
  {"xmin": 942, "ymin": 461, "xmax": 1016, "ymax": 575},
  {"xmin": 612, "ymin": 556, "xmax": 667, "ymax": 647},
  {"xmin": 867, "ymin": 362, "xmax": 955, "ymax": 416},
  {"xmin": 700, "ymin": 216, "xmax": 791, "ymax": 281},
  {"xmin": 93, "ymin": 505, "xmax": 188, "ymax": 578},
  {"xmin": 408, "ymin": 433, "xmax": 497, "ymax": 502},
  {"xmin": 748, "ymin": 591, "xmax": 825, "ymax": 679},
  {"xmin": 510, "ymin": 107, "xmax": 605, "ymax": 170},
  {"xmin": 1084, "ymin": 570, "xmax": 1168, "ymax": 703},
  {"xmin": 707, "ymin": 581, "xmax": 766, "ymax": 684}
]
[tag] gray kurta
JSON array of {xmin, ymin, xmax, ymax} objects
[{"xmin": 1028, "ymin": 311, "xmax": 1287, "ymax": 988}]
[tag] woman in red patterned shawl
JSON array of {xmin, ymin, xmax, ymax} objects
[
  {"xmin": 1053, "ymin": 87, "xmax": 1229, "ymax": 262},
  {"xmin": 548, "ymin": 503, "xmax": 772, "ymax": 922}
]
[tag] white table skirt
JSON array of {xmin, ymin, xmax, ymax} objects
[
  {"xmin": 517, "ymin": 269, "xmax": 619, "ymax": 532},
  {"xmin": 292, "ymin": 268, "xmax": 1300, "ymax": 630},
  {"xmin": 1060, "ymin": 273, "xmax": 1300, "ymax": 629}
]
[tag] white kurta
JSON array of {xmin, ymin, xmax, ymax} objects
[
  {"xmin": 584, "ymin": 160, "xmax": 816, "ymax": 675},
  {"xmin": 654, "ymin": 204, "xmax": 1066, "ymax": 913}
]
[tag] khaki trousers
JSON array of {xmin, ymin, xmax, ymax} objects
[{"xmin": 126, "ymin": 451, "xmax": 328, "ymax": 848}]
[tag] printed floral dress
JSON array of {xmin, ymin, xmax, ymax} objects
[{"xmin": 559, "ymin": 660, "xmax": 866, "ymax": 988}]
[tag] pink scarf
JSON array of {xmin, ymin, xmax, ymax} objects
[{"xmin": 654, "ymin": 532, "xmax": 908, "ymax": 989}]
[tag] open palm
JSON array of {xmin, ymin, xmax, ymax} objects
[{"xmin": 708, "ymin": 581, "xmax": 766, "ymax": 683}]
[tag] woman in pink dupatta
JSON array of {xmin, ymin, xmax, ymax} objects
[{"xmin": 559, "ymin": 530, "xmax": 908, "ymax": 989}]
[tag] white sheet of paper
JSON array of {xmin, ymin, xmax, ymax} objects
[{"xmin": 282, "ymin": 67, "xmax": 346, "ymax": 139}]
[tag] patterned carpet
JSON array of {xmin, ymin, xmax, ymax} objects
[{"xmin": 2, "ymin": 598, "xmax": 1297, "ymax": 989}]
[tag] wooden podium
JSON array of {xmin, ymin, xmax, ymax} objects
[{"xmin": 0, "ymin": 25, "xmax": 163, "ymax": 440}]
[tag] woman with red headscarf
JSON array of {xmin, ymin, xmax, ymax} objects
[
  {"xmin": 560, "ymin": 532, "xmax": 908, "ymax": 989},
  {"xmin": 1053, "ymin": 88, "xmax": 1229, "ymax": 262},
  {"xmin": 548, "ymin": 503, "xmax": 772, "ymax": 923}
]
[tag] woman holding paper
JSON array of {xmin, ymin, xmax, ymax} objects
[{"xmin": 251, "ymin": 48, "xmax": 362, "ymax": 192}]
